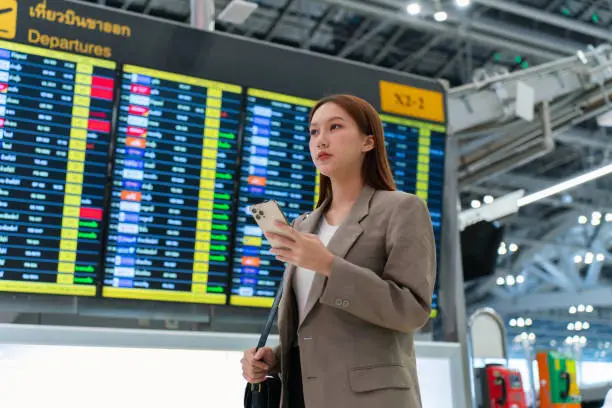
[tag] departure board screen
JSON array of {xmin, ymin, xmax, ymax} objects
[
  {"xmin": 230, "ymin": 89, "xmax": 317, "ymax": 307},
  {"xmin": 0, "ymin": 41, "xmax": 116, "ymax": 296},
  {"xmin": 382, "ymin": 115, "xmax": 445, "ymax": 316},
  {"xmin": 102, "ymin": 65, "xmax": 242, "ymax": 304}
]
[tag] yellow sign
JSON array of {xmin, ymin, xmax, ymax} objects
[
  {"xmin": 0, "ymin": 0, "xmax": 17, "ymax": 39},
  {"xmin": 379, "ymin": 80, "xmax": 445, "ymax": 123}
]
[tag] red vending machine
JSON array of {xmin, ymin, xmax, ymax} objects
[{"xmin": 476, "ymin": 364, "xmax": 528, "ymax": 408}]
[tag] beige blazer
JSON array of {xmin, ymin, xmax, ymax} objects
[{"xmin": 275, "ymin": 184, "xmax": 437, "ymax": 408}]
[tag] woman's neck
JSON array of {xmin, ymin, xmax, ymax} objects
[{"xmin": 326, "ymin": 176, "xmax": 364, "ymax": 222}]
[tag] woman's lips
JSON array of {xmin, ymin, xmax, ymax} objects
[{"xmin": 318, "ymin": 153, "xmax": 332, "ymax": 160}]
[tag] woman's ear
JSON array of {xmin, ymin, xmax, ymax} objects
[{"xmin": 362, "ymin": 135, "xmax": 375, "ymax": 152}]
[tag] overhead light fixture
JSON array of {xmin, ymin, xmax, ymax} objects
[
  {"xmin": 434, "ymin": 10, "xmax": 448, "ymax": 21},
  {"xmin": 406, "ymin": 2, "xmax": 421, "ymax": 15},
  {"xmin": 517, "ymin": 162, "xmax": 612, "ymax": 207},
  {"xmin": 455, "ymin": 0, "xmax": 471, "ymax": 7}
]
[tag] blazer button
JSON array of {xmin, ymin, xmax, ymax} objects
[
  {"xmin": 342, "ymin": 300, "xmax": 350, "ymax": 307},
  {"xmin": 335, "ymin": 299, "xmax": 343, "ymax": 307}
]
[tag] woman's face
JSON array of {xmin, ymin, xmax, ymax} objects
[{"xmin": 308, "ymin": 102, "xmax": 373, "ymax": 179}]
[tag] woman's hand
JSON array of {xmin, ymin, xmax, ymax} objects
[
  {"xmin": 267, "ymin": 221, "xmax": 334, "ymax": 276},
  {"xmin": 241, "ymin": 347, "xmax": 277, "ymax": 384}
]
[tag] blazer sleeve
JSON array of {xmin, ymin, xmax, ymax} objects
[{"xmin": 319, "ymin": 194, "xmax": 436, "ymax": 332}]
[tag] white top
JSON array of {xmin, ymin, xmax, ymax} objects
[{"xmin": 292, "ymin": 216, "xmax": 339, "ymax": 324}]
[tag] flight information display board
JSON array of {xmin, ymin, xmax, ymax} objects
[
  {"xmin": 0, "ymin": 40, "xmax": 116, "ymax": 296},
  {"xmin": 102, "ymin": 65, "xmax": 242, "ymax": 304},
  {"xmin": 230, "ymin": 89, "xmax": 317, "ymax": 307},
  {"xmin": 381, "ymin": 115, "xmax": 445, "ymax": 316}
]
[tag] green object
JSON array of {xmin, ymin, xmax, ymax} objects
[
  {"xmin": 78, "ymin": 232, "xmax": 97, "ymax": 239},
  {"xmin": 493, "ymin": 52, "xmax": 501, "ymax": 61},
  {"xmin": 79, "ymin": 221, "xmax": 98, "ymax": 228},
  {"xmin": 592, "ymin": 13, "xmax": 599, "ymax": 23},
  {"xmin": 561, "ymin": 7, "xmax": 570, "ymax": 16},
  {"xmin": 546, "ymin": 351, "xmax": 581, "ymax": 404},
  {"xmin": 514, "ymin": 55, "xmax": 522, "ymax": 64},
  {"xmin": 219, "ymin": 132, "xmax": 235, "ymax": 140},
  {"xmin": 521, "ymin": 61, "xmax": 529, "ymax": 69},
  {"xmin": 207, "ymin": 286, "xmax": 224, "ymax": 293},
  {"xmin": 214, "ymin": 193, "xmax": 231, "ymax": 200}
]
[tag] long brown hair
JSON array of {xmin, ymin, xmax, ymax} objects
[{"xmin": 309, "ymin": 94, "xmax": 396, "ymax": 208}]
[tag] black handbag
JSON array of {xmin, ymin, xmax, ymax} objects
[{"xmin": 244, "ymin": 281, "xmax": 284, "ymax": 408}]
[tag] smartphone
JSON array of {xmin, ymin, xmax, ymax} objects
[{"xmin": 249, "ymin": 200, "xmax": 290, "ymax": 247}]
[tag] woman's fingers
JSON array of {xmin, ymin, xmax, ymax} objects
[{"xmin": 265, "ymin": 231, "xmax": 294, "ymax": 245}]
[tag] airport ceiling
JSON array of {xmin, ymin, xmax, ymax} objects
[{"xmin": 76, "ymin": 0, "xmax": 612, "ymax": 361}]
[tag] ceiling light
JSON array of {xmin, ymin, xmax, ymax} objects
[
  {"xmin": 592, "ymin": 218, "xmax": 601, "ymax": 226},
  {"xmin": 455, "ymin": 0, "xmax": 471, "ymax": 7},
  {"xmin": 498, "ymin": 246, "xmax": 508, "ymax": 255},
  {"xmin": 592, "ymin": 211, "xmax": 602, "ymax": 219},
  {"xmin": 517, "ymin": 317, "xmax": 525, "ymax": 327},
  {"xmin": 596, "ymin": 253, "xmax": 605, "ymax": 262},
  {"xmin": 509, "ymin": 243, "xmax": 519, "ymax": 252},
  {"xmin": 470, "ymin": 199, "xmax": 481, "ymax": 209},
  {"xmin": 585, "ymin": 252, "xmax": 594, "ymax": 264},
  {"xmin": 483, "ymin": 195, "xmax": 494, "ymax": 204},
  {"xmin": 574, "ymin": 255, "xmax": 583, "ymax": 263},
  {"xmin": 433, "ymin": 10, "xmax": 448, "ymax": 21},
  {"xmin": 525, "ymin": 318, "xmax": 532, "ymax": 326},
  {"xmin": 580, "ymin": 336, "xmax": 587, "ymax": 344},
  {"xmin": 509, "ymin": 318, "xmax": 517, "ymax": 327},
  {"xmin": 516, "ymin": 275, "xmax": 525, "ymax": 284},
  {"xmin": 406, "ymin": 2, "xmax": 421, "ymax": 15},
  {"xmin": 575, "ymin": 321, "xmax": 583, "ymax": 331},
  {"xmin": 578, "ymin": 215, "xmax": 588, "ymax": 224},
  {"xmin": 583, "ymin": 322, "xmax": 590, "ymax": 330},
  {"xmin": 605, "ymin": 213, "xmax": 612, "ymax": 222},
  {"xmin": 506, "ymin": 275, "xmax": 515, "ymax": 286},
  {"xmin": 586, "ymin": 305, "xmax": 594, "ymax": 313},
  {"xmin": 569, "ymin": 306, "xmax": 577, "ymax": 314},
  {"xmin": 567, "ymin": 322, "xmax": 575, "ymax": 331},
  {"xmin": 578, "ymin": 304, "xmax": 586, "ymax": 313},
  {"xmin": 517, "ymin": 162, "xmax": 612, "ymax": 207},
  {"xmin": 496, "ymin": 277, "xmax": 505, "ymax": 285}
]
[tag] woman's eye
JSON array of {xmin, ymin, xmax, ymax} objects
[
  {"xmin": 330, "ymin": 124, "xmax": 341, "ymax": 130},
  {"xmin": 310, "ymin": 129, "xmax": 318, "ymax": 136}
]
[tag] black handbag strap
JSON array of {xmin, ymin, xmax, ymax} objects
[{"xmin": 256, "ymin": 279, "xmax": 283, "ymax": 350}]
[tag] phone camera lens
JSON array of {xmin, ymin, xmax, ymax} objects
[{"xmin": 255, "ymin": 215, "xmax": 261, "ymax": 220}]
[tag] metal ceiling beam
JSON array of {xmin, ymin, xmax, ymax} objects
[
  {"xmin": 364, "ymin": 0, "xmax": 577, "ymax": 57},
  {"xmin": 300, "ymin": 5, "xmax": 336, "ymax": 49},
  {"xmin": 322, "ymin": 0, "xmax": 567, "ymax": 61},
  {"xmin": 335, "ymin": 17, "xmax": 371, "ymax": 57},
  {"xmin": 264, "ymin": 0, "xmax": 296, "ymax": 41},
  {"xmin": 393, "ymin": 34, "xmax": 447, "ymax": 71},
  {"xmin": 472, "ymin": 0, "xmax": 612, "ymax": 43},
  {"xmin": 337, "ymin": 20, "xmax": 388, "ymax": 58},
  {"xmin": 370, "ymin": 26, "xmax": 404, "ymax": 65}
]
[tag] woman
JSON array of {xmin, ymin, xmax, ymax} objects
[{"xmin": 241, "ymin": 94, "xmax": 436, "ymax": 408}]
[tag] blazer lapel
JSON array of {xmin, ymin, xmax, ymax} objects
[{"xmin": 299, "ymin": 185, "xmax": 376, "ymax": 328}]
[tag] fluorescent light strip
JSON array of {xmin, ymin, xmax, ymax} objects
[{"xmin": 517, "ymin": 162, "xmax": 612, "ymax": 207}]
